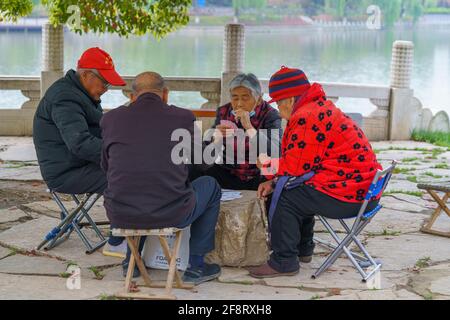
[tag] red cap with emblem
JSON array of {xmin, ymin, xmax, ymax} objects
[{"xmin": 77, "ymin": 47, "xmax": 126, "ymax": 86}]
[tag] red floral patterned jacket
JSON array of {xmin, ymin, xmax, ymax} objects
[{"xmin": 263, "ymin": 83, "xmax": 382, "ymax": 203}]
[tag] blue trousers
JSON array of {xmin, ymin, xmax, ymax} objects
[{"xmin": 123, "ymin": 176, "xmax": 221, "ymax": 265}]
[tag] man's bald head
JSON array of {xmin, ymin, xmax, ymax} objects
[
  {"xmin": 130, "ymin": 71, "xmax": 169, "ymax": 104},
  {"xmin": 132, "ymin": 71, "xmax": 166, "ymax": 96}
]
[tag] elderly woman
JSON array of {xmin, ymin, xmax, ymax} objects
[
  {"xmin": 190, "ymin": 73, "xmax": 282, "ymax": 191},
  {"xmin": 249, "ymin": 66, "xmax": 383, "ymax": 278}
]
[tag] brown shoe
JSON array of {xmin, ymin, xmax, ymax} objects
[
  {"xmin": 248, "ymin": 263, "xmax": 299, "ymax": 279},
  {"xmin": 299, "ymin": 255, "xmax": 313, "ymax": 263}
]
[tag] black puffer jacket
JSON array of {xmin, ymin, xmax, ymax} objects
[{"xmin": 33, "ymin": 69, "xmax": 103, "ymax": 187}]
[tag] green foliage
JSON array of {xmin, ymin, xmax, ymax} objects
[
  {"xmin": 42, "ymin": 0, "xmax": 192, "ymax": 38},
  {"xmin": 412, "ymin": 130, "xmax": 450, "ymax": 148},
  {"xmin": 0, "ymin": 0, "xmax": 33, "ymax": 22}
]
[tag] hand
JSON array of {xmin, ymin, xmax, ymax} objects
[
  {"xmin": 234, "ymin": 109, "xmax": 254, "ymax": 131},
  {"xmin": 257, "ymin": 153, "xmax": 271, "ymax": 169},
  {"xmin": 214, "ymin": 124, "xmax": 235, "ymax": 142},
  {"xmin": 257, "ymin": 180, "xmax": 274, "ymax": 201}
]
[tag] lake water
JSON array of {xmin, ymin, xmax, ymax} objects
[{"xmin": 0, "ymin": 25, "xmax": 449, "ymax": 115}]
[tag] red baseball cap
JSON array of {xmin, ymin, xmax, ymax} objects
[{"xmin": 77, "ymin": 47, "xmax": 126, "ymax": 86}]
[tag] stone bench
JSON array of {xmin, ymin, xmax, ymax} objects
[{"xmin": 205, "ymin": 190, "xmax": 270, "ymax": 267}]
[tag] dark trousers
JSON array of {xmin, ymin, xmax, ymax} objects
[
  {"xmin": 189, "ymin": 164, "xmax": 265, "ymax": 191},
  {"xmin": 49, "ymin": 163, "xmax": 107, "ymax": 194},
  {"xmin": 123, "ymin": 176, "xmax": 221, "ymax": 265},
  {"xmin": 47, "ymin": 163, "xmax": 125, "ymax": 246},
  {"xmin": 268, "ymin": 184, "xmax": 379, "ymax": 273}
]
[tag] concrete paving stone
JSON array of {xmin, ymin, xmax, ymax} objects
[
  {"xmin": 0, "ymin": 254, "xmax": 67, "ymax": 276},
  {"xmin": 313, "ymin": 208, "xmax": 425, "ymax": 235},
  {"xmin": 385, "ymin": 180, "xmax": 424, "ymax": 193},
  {"xmin": 0, "ymin": 137, "xmax": 37, "ymax": 162},
  {"xmin": 394, "ymin": 289, "xmax": 424, "ymax": 300},
  {"xmin": 215, "ymin": 258, "xmax": 373, "ymax": 291},
  {"xmin": 0, "ymin": 216, "xmax": 121, "ymax": 268},
  {"xmin": 365, "ymin": 233, "xmax": 450, "ymax": 271},
  {"xmin": 429, "ymin": 276, "xmax": 450, "ymax": 296},
  {"xmin": 0, "ymin": 207, "xmax": 30, "ymax": 223},
  {"xmin": 174, "ymin": 281, "xmax": 325, "ymax": 300},
  {"xmin": 0, "ymin": 247, "xmax": 12, "ymax": 260},
  {"xmin": 22, "ymin": 199, "xmax": 108, "ymax": 222},
  {"xmin": 371, "ymin": 141, "xmax": 443, "ymax": 151},
  {"xmin": 409, "ymin": 263, "xmax": 450, "ymax": 298},
  {"xmin": 0, "ymin": 273, "xmax": 122, "ymax": 300},
  {"xmin": 0, "ymin": 165, "xmax": 42, "ymax": 181},
  {"xmin": 380, "ymin": 196, "xmax": 432, "ymax": 214}
]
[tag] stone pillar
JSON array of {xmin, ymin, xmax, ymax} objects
[
  {"xmin": 389, "ymin": 41, "xmax": 415, "ymax": 140},
  {"xmin": 220, "ymin": 24, "xmax": 245, "ymax": 106},
  {"xmin": 41, "ymin": 23, "xmax": 64, "ymax": 97}
]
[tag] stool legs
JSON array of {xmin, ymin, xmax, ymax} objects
[
  {"xmin": 118, "ymin": 232, "xmax": 193, "ymax": 300},
  {"xmin": 421, "ymin": 191, "xmax": 450, "ymax": 238}
]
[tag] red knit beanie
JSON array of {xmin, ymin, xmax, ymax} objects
[{"xmin": 268, "ymin": 66, "xmax": 311, "ymax": 104}]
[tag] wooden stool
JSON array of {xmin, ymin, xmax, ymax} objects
[
  {"xmin": 418, "ymin": 183, "xmax": 450, "ymax": 238},
  {"xmin": 112, "ymin": 228, "xmax": 194, "ymax": 300}
]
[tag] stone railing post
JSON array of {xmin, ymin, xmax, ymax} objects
[
  {"xmin": 220, "ymin": 24, "xmax": 245, "ymax": 106},
  {"xmin": 389, "ymin": 40, "xmax": 415, "ymax": 140},
  {"xmin": 41, "ymin": 23, "xmax": 64, "ymax": 97},
  {"xmin": 200, "ymin": 91, "xmax": 221, "ymax": 109}
]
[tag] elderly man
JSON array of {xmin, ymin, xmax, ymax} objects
[
  {"xmin": 189, "ymin": 73, "xmax": 282, "ymax": 190},
  {"xmin": 33, "ymin": 47, "xmax": 127, "ymax": 254},
  {"xmin": 100, "ymin": 72, "xmax": 222, "ymax": 284}
]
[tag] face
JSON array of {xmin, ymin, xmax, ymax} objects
[
  {"xmin": 230, "ymin": 86, "xmax": 259, "ymax": 113},
  {"xmin": 276, "ymin": 97, "xmax": 295, "ymax": 120},
  {"xmin": 79, "ymin": 70, "xmax": 110, "ymax": 101}
]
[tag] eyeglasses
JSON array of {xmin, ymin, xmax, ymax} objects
[{"xmin": 89, "ymin": 70, "xmax": 111, "ymax": 90}]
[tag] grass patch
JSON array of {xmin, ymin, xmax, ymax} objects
[
  {"xmin": 412, "ymin": 130, "xmax": 450, "ymax": 149},
  {"xmin": 3, "ymin": 161, "xmax": 37, "ymax": 169},
  {"xmin": 415, "ymin": 257, "xmax": 431, "ymax": 269},
  {"xmin": 394, "ymin": 167, "xmax": 416, "ymax": 174},
  {"xmin": 367, "ymin": 229, "xmax": 401, "ymax": 237},
  {"xmin": 66, "ymin": 261, "xmax": 78, "ymax": 268},
  {"xmin": 434, "ymin": 163, "xmax": 449, "ymax": 169},
  {"xmin": 89, "ymin": 266, "xmax": 105, "ymax": 280},
  {"xmin": 423, "ymin": 292, "xmax": 434, "ymax": 300},
  {"xmin": 59, "ymin": 272, "xmax": 72, "ymax": 278},
  {"xmin": 384, "ymin": 190, "xmax": 423, "ymax": 197},
  {"xmin": 406, "ymin": 176, "xmax": 418, "ymax": 183},
  {"xmin": 424, "ymin": 172, "xmax": 443, "ymax": 179},
  {"xmin": 99, "ymin": 293, "xmax": 118, "ymax": 300},
  {"xmin": 310, "ymin": 294, "xmax": 322, "ymax": 300},
  {"xmin": 402, "ymin": 157, "xmax": 421, "ymax": 163}
]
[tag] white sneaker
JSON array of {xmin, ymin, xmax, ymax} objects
[{"xmin": 102, "ymin": 239, "xmax": 127, "ymax": 259}]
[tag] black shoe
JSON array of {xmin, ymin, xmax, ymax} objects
[
  {"xmin": 182, "ymin": 263, "xmax": 221, "ymax": 285},
  {"xmin": 122, "ymin": 263, "xmax": 141, "ymax": 278}
]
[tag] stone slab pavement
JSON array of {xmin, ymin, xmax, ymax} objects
[{"xmin": 0, "ymin": 138, "xmax": 449, "ymax": 300}]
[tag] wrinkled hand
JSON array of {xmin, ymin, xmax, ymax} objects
[
  {"xmin": 234, "ymin": 109, "xmax": 254, "ymax": 130},
  {"xmin": 257, "ymin": 153, "xmax": 271, "ymax": 169},
  {"xmin": 257, "ymin": 180, "xmax": 274, "ymax": 201},
  {"xmin": 214, "ymin": 124, "xmax": 235, "ymax": 142}
]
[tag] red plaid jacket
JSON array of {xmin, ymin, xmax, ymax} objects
[{"xmin": 263, "ymin": 83, "xmax": 382, "ymax": 203}]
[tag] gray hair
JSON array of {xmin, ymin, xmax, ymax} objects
[{"xmin": 229, "ymin": 73, "xmax": 262, "ymax": 99}]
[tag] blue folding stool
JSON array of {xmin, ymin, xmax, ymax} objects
[
  {"xmin": 312, "ymin": 160, "xmax": 398, "ymax": 282},
  {"xmin": 36, "ymin": 191, "xmax": 107, "ymax": 254}
]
